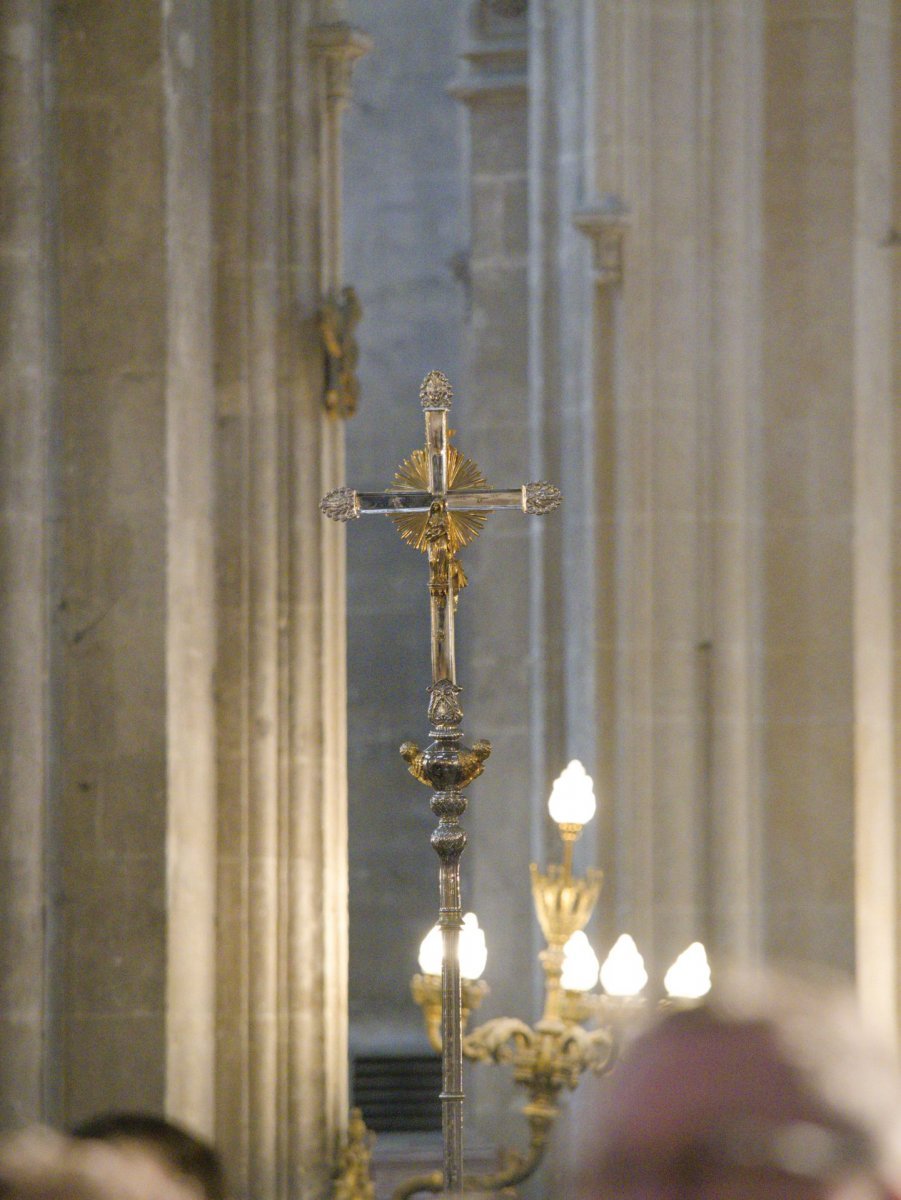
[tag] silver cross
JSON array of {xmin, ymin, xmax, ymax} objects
[{"xmin": 321, "ymin": 369, "xmax": 561, "ymax": 685}]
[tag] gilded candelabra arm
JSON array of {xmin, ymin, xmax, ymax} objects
[
  {"xmin": 405, "ymin": 981, "xmax": 619, "ymax": 1200},
  {"xmin": 461, "ymin": 1101, "xmax": 557, "ymax": 1195},
  {"xmin": 411, "ymin": 973, "xmax": 489, "ymax": 1054},
  {"xmin": 540, "ymin": 1022, "xmax": 617, "ymax": 1090},
  {"xmin": 390, "ymin": 1167, "xmax": 443, "ymax": 1200},
  {"xmin": 462, "ymin": 1015, "xmax": 537, "ymax": 1065},
  {"xmin": 390, "ymin": 1104, "xmax": 557, "ymax": 1200}
]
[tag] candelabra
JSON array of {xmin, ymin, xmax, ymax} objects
[{"xmin": 400, "ymin": 761, "xmax": 711, "ymax": 1199}]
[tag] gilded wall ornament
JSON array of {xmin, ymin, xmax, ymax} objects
[{"xmin": 319, "ymin": 286, "xmax": 362, "ymax": 418}]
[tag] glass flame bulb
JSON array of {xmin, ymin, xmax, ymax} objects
[
  {"xmin": 664, "ymin": 942, "xmax": 711, "ymax": 999},
  {"xmin": 418, "ymin": 913, "xmax": 488, "ymax": 982},
  {"xmin": 599, "ymin": 933, "xmax": 648, "ymax": 997},
  {"xmin": 418, "ymin": 923, "xmax": 442, "ymax": 977},
  {"xmin": 459, "ymin": 912, "xmax": 488, "ymax": 982},
  {"xmin": 548, "ymin": 759, "xmax": 597, "ymax": 827},
  {"xmin": 560, "ymin": 930, "xmax": 600, "ymax": 992}
]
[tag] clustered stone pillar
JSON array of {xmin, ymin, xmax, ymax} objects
[
  {"xmin": 852, "ymin": 0, "xmax": 900, "ymax": 1047},
  {"xmin": 0, "ymin": 0, "xmax": 57, "ymax": 1129},
  {"xmin": 0, "ymin": 2, "xmax": 364, "ymax": 1196},
  {"xmin": 450, "ymin": 0, "xmax": 537, "ymax": 1148},
  {"xmin": 457, "ymin": 0, "xmax": 897, "ymax": 1077}
]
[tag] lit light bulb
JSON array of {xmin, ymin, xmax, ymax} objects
[
  {"xmin": 548, "ymin": 759, "xmax": 597, "ymax": 827},
  {"xmin": 459, "ymin": 912, "xmax": 488, "ymax": 981},
  {"xmin": 418, "ymin": 913, "xmax": 488, "ymax": 981},
  {"xmin": 599, "ymin": 933, "xmax": 648, "ymax": 997},
  {"xmin": 560, "ymin": 931, "xmax": 600, "ymax": 992},
  {"xmin": 664, "ymin": 942, "xmax": 711, "ymax": 1000},
  {"xmin": 418, "ymin": 923, "xmax": 442, "ymax": 977}
]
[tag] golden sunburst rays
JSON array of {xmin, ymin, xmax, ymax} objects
[{"xmin": 390, "ymin": 444, "xmax": 490, "ymax": 553}]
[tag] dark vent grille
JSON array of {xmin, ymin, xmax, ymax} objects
[{"xmin": 352, "ymin": 1054, "xmax": 443, "ymax": 1133}]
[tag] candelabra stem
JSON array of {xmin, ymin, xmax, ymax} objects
[
  {"xmin": 561, "ymin": 837, "xmax": 574, "ymax": 880},
  {"xmin": 540, "ymin": 947, "xmax": 565, "ymax": 1023}
]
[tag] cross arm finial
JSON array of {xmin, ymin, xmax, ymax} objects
[
  {"xmin": 420, "ymin": 370, "xmax": 452, "ymax": 411},
  {"xmin": 320, "ymin": 485, "xmax": 360, "ymax": 521},
  {"xmin": 522, "ymin": 481, "xmax": 562, "ymax": 515}
]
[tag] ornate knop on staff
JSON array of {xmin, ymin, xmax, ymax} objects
[{"xmin": 321, "ymin": 370, "xmax": 561, "ymax": 1195}]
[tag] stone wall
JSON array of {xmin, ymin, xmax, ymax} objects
[{"xmin": 0, "ymin": 3, "xmax": 360, "ymax": 1197}]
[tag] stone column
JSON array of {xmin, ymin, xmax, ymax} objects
[
  {"xmin": 0, "ymin": 4, "xmax": 361, "ymax": 1192},
  {"xmin": 706, "ymin": 0, "xmax": 766, "ymax": 964},
  {"xmin": 759, "ymin": 0, "xmax": 856, "ymax": 968},
  {"xmin": 450, "ymin": 0, "xmax": 535, "ymax": 1148},
  {"xmin": 0, "ymin": 0, "xmax": 57, "ymax": 1127},
  {"xmin": 586, "ymin": 0, "xmax": 710, "ymax": 975},
  {"xmin": 583, "ymin": 0, "xmax": 860, "ymax": 980},
  {"xmin": 54, "ymin": 0, "xmax": 172, "ymax": 1122},
  {"xmin": 852, "ymin": 0, "xmax": 899, "ymax": 1046},
  {"xmin": 214, "ymin": 3, "xmax": 367, "ymax": 1196},
  {"xmin": 163, "ymin": 0, "xmax": 217, "ymax": 1135}
]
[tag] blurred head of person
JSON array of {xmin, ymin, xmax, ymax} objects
[
  {"xmin": 0, "ymin": 1127, "xmax": 203, "ymax": 1200},
  {"xmin": 71, "ymin": 1114, "xmax": 224, "ymax": 1200},
  {"xmin": 573, "ymin": 969, "xmax": 901, "ymax": 1200}
]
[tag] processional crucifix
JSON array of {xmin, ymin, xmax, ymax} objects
[{"xmin": 321, "ymin": 370, "xmax": 561, "ymax": 1195}]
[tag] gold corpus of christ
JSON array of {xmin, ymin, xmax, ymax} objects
[{"xmin": 391, "ymin": 443, "xmax": 489, "ymax": 556}]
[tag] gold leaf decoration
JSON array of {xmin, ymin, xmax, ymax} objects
[{"xmin": 390, "ymin": 445, "xmax": 490, "ymax": 553}]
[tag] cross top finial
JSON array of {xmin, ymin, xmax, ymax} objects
[{"xmin": 420, "ymin": 370, "xmax": 452, "ymax": 411}]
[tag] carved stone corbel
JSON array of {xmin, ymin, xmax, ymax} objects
[
  {"xmin": 573, "ymin": 203, "xmax": 630, "ymax": 287},
  {"xmin": 307, "ymin": 22, "xmax": 373, "ymax": 106}
]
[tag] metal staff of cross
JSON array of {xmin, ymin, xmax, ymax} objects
[{"xmin": 320, "ymin": 369, "xmax": 561, "ymax": 1195}]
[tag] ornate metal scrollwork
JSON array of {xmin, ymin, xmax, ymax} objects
[
  {"xmin": 427, "ymin": 679, "xmax": 463, "ymax": 728},
  {"xmin": 332, "ymin": 1108, "xmax": 375, "ymax": 1200},
  {"xmin": 463, "ymin": 1016, "xmax": 536, "ymax": 1065}
]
